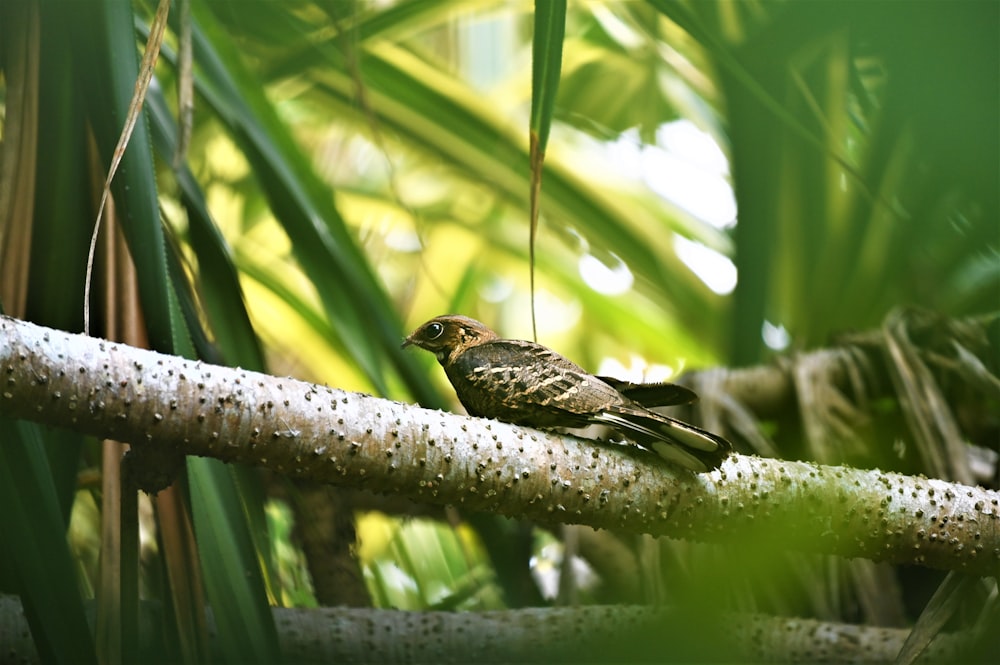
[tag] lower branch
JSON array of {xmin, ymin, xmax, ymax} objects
[{"xmin": 0, "ymin": 594, "xmax": 975, "ymax": 664}]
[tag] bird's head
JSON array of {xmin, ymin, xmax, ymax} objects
[{"xmin": 402, "ymin": 315, "xmax": 498, "ymax": 365}]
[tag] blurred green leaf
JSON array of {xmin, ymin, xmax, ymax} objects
[
  {"xmin": 189, "ymin": 459, "xmax": 281, "ymax": 663},
  {"xmin": 528, "ymin": 0, "xmax": 566, "ymax": 338},
  {"xmin": 0, "ymin": 419, "xmax": 96, "ymax": 664},
  {"xmin": 181, "ymin": 1, "xmax": 440, "ymax": 405}
]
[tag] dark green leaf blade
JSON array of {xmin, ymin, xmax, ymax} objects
[
  {"xmin": 529, "ymin": 0, "xmax": 566, "ymax": 340},
  {"xmin": 0, "ymin": 419, "xmax": 96, "ymax": 664},
  {"xmin": 189, "ymin": 459, "xmax": 281, "ymax": 663}
]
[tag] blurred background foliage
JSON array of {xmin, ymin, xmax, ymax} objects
[{"xmin": 0, "ymin": 0, "xmax": 997, "ymax": 661}]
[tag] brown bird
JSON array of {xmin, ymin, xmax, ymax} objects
[{"xmin": 402, "ymin": 314, "xmax": 731, "ymax": 472}]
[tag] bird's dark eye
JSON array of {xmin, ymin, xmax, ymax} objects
[{"xmin": 425, "ymin": 322, "xmax": 445, "ymax": 340}]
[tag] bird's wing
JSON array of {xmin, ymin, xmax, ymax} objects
[
  {"xmin": 595, "ymin": 377, "xmax": 698, "ymax": 407},
  {"xmin": 446, "ymin": 340, "xmax": 625, "ymax": 423},
  {"xmin": 593, "ymin": 404, "xmax": 731, "ymax": 472}
]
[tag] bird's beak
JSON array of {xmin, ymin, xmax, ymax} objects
[{"xmin": 400, "ymin": 335, "xmax": 414, "ymax": 350}]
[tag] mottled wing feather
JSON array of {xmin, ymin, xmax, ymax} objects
[{"xmin": 444, "ymin": 340, "xmax": 625, "ymax": 427}]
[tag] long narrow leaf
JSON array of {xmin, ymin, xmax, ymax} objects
[
  {"xmin": 179, "ymin": 3, "xmax": 441, "ymax": 405},
  {"xmin": 529, "ymin": 0, "xmax": 566, "ymax": 156},
  {"xmin": 71, "ymin": 0, "xmax": 181, "ymax": 353},
  {"xmin": 528, "ymin": 0, "xmax": 566, "ymax": 340},
  {"xmin": 189, "ymin": 460, "xmax": 281, "ymax": 663},
  {"xmin": 0, "ymin": 419, "xmax": 96, "ymax": 664},
  {"xmin": 83, "ymin": 0, "xmax": 170, "ymax": 336},
  {"xmin": 146, "ymin": 86, "xmax": 266, "ymax": 372}
]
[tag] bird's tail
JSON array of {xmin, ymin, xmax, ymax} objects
[
  {"xmin": 595, "ymin": 407, "xmax": 731, "ymax": 473},
  {"xmin": 596, "ymin": 377, "xmax": 698, "ymax": 407}
]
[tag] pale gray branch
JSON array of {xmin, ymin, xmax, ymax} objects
[{"xmin": 1, "ymin": 315, "xmax": 998, "ymax": 575}]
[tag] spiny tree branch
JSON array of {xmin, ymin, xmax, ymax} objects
[{"xmin": 1, "ymin": 315, "xmax": 997, "ymax": 575}]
